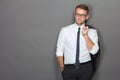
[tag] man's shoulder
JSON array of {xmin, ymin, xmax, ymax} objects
[
  {"xmin": 62, "ymin": 24, "xmax": 75, "ymax": 30},
  {"xmin": 59, "ymin": 24, "xmax": 74, "ymax": 35}
]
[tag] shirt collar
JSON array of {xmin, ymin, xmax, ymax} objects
[{"xmin": 74, "ymin": 23, "xmax": 85, "ymax": 29}]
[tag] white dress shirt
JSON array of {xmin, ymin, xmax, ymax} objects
[{"xmin": 56, "ymin": 23, "xmax": 99, "ymax": 64}]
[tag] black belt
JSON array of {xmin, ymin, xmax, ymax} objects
[{"xmin": 64, "ymin": 61, "xmax": 91, "ymax": 67}]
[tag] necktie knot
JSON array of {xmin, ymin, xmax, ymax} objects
[{"xmin": 78, "ymin": 28, "xmax": 80, "ymax": 31}]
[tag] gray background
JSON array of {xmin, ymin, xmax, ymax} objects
[{"xmin": 0, "ymin": 0, "xmax": 120, "ymax": 80}]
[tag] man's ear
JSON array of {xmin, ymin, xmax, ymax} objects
[{"xmin": 85, "ymin": 15, "xmax": 89, "ymax": 20}]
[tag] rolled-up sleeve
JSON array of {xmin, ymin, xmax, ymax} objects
[
  {"xmin": 89, "ymin": 30, "xmax": 99, "ymax": 55},
  {"xmin": 56, "ymin": 28, "xmax": 65, "ymax": 56}
]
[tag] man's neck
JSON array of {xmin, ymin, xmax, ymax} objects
[{"xmin": 75, "ymin": 23, "xmax": 85, "ymax": 28}]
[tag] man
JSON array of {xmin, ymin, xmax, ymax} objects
[{"xmin": 56, "ymin": 4, "xmax": 99, "ymax": 80}]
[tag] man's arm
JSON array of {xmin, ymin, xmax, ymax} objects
[
  {"xmin": 82, "ymin": 26, "xmax": 99, "ymax": 54},
  {"xmin": 57, "ymin": 56, "xmax": 64, "ymax": 71},
  {"xmin": 83, "ymin": 34, "xmax": 94, "ymax": 50},
  {"xmin": 56, "ymin": 28, "xmax": 66, "ymax": 71}
]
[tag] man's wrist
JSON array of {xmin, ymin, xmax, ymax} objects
[
  {"xmin": 83, "ymin": 33, "xmax": 87, "ymax": 36},
  {"xmin": 60, "ymin": 66, "xmax": 64, "ymax": 69}
]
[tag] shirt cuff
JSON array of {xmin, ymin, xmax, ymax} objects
[
  {"xmin": 56, "ymin": 51, "xmax": 64, "ymax": 56},
  {"xmin": 89, "ymin": 45, "xmax": 99, "ymax": 55}
]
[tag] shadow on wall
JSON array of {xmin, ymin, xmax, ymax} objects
[{"xmin": 92, "ymin": 28, "xmax": 104, "ymax": 79}]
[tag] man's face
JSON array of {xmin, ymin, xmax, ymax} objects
[{"xmin": 74, "ymin": 8, "xmax": 89, "ymax": 26}]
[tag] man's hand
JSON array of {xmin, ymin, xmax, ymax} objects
[
  {"xmin": 82, "ymin": 26, "xmax": 89, "ymax": 35},
  {"xmin": 60, "ymin": 67, "xmax": 64, "ymax": 72}
]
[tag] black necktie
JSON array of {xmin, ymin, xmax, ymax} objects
[{"xmin": 75, "ymin": 28, "xmax": 80, "ymax": 69}]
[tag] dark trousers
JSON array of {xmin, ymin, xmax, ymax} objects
[{"xmin": 61, "ymin": 61, "xmax": 93, "ymax": 80}]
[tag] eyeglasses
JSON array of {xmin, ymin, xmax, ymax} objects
[{"xmin": 75, "ymin": 13, "xmax": 87, "ymax": 18}]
